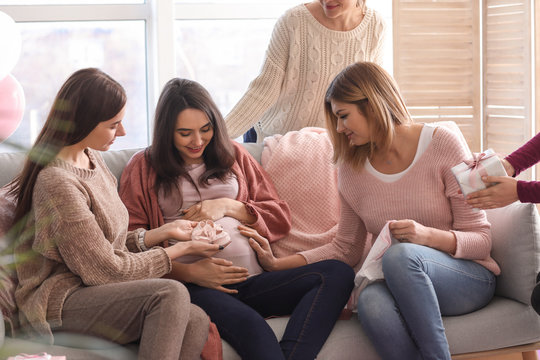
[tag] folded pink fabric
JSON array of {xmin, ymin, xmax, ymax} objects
[{"xmin": 191, "ymin": 220, "xmax": 231, "ymax": 247}]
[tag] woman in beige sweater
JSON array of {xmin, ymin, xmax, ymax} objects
[{"xmin": 9, "ymin": 68, "xmax": 221, "ymax": 359}]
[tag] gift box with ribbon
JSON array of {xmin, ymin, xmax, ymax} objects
[{"xmin": 451, "ymin": 149, "xmax": 508, "ymax": 197}]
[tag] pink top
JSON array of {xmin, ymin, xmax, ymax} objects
[{"xmin": 299, "ymin": 126, "xmax": 501, "ymax": 275}]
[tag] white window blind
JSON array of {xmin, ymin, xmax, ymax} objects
[
  {"xmin": 484, "ymin": 0, "xmax": 532, "ymax": 159},
  {"xmin": 392, "ymin": 0, "xmax": 482, "ymax": 152},
  {"xmin": 393, "ymin": 0, "xmax": 536, "ymax": 181}
]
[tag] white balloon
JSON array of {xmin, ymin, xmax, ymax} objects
[{"xmin": 0, "ymin": 11, "xmax": 21, "ymax": 81}]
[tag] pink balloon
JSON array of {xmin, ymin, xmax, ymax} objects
[{"xmin": 0, "ymin": 73, "xmax": 25, "ymax": 141}]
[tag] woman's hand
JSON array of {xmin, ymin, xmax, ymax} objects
[
  {"xmin": 238, "ymin": 225, "xmax": 278, "ymax": 271},
  {"xmin": 187, "ymin": 258, "xmax": 249, "ymax": 294},
  {"xmin": 389, "ymin": 219, "xmax": 432, "ymax": 246},
  {"xmin": 182, "ymin": 199, "xmax": 228, "ymax": 221},
  {"xmin": 165, "ymin": 240, "xmax": 228, "ymax": 260},
  {"xmin": 389, "ymin": 219, "xmax": 457, "ymax": 255},
  {"xmin": 182, "ymin": 198, "xmax": 257, "ymax": 224},
  {"xmin": 466, "ymin": 176, "xmax": 519, "ymax": 209},
  {"xmin": 145, "ymin": 219, "xmax": 198, "ymax": 247}
]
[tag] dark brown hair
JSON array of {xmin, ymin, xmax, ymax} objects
[
  {"xmin": 10, "ymin": 68, "xmax": 126, "ymax": 226},
  {"xmin": 147, "ymin": 78, "xmax": 235, "ymax": 197}
]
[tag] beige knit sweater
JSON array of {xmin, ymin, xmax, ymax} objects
[
  {"xmin": 14, "ymin": 149, "xmax": 171, "ymax": 342},
  {"xmin": 225, "ymin": 4, "xmax": 386, "ymax": 141}
]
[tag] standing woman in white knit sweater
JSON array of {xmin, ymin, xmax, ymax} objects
[
  {"xmin": 9, "ymin": 68, "xmax": 222, "ymax": 359},
  {"xmin": 225, "ymin": 0, "xmax": 386, "ymax": 142}
]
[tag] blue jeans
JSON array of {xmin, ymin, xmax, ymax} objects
[
  {"xmin": 187, "ymin": 259, "xmax": 354, "ymax": 360},
  {"xmin": 243, "ymin": 127, "xmax": 257, "ymax": 143},
  {"xmin": 357, "ymin": 243, "xmax": 496, "ymax": 360}
]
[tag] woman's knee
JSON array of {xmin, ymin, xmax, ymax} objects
[
  {"xmin": 382, "ymin": 243, "xmax": 422, "ymax": 275},
  {"xmin": 357, "ymin": 282, "xmax": 390, "ymax": 320},
  {"xmin": 152, "ymin": 279, "xmax": 191, "ymax": 313},
  {"xmin": 317, "ymin": 259, "xmax": 355, "ymax": 284},
  {"xmin": 189, "ymin": 304, "xmax": 210, "ymax": 329}
]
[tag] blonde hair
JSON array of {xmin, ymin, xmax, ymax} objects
[{"xmin": 324, "ymin": 62, "xmax": 412, "ymax": 170}]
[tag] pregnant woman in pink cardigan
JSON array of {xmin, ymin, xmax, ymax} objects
[
  {"xmin": 243, "ymin": 62, "xmax": 499, "ymax": 359},
  {"xmin": 118, "ymin": 78, "xmax": 354, "ymax": 360}
]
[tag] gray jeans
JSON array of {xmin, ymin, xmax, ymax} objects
[{"xmin": 58, "ymin": 278, "xmax": 209, "ymax": 360}]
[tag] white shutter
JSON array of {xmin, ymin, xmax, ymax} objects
[
  {"xmin": 484, "ymin": 0, "xmax": 532, "ymax": 156},
  {"xmin": 393, "ymin": 0, "xmax": 482, "ymax": 151},
  {"xmin": 484, "ymin": 0, "xmax": 533, "ymax": 180}
]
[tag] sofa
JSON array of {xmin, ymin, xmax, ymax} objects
[{"xmin": 1, "ymin": 124, "xmax": 540, "ymax": 359}]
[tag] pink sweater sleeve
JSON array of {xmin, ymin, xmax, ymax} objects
[
  {"xmin": 299, "ymin": 192, "xmax": 367, "ymax": 267},
  {"xmin": 233, "ymin": 142, "xmax": 292, "ymax": 242},
  {"xmin": 438, "ymin": 129, "xmax": 493, "ymax": 262}
]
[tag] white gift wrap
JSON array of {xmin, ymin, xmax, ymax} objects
[
  {"xmin": 348, "ymin": 222, "xmax": 398, "ymax": 310},
  {"xmin": 451, "ymin": 149, "xmax": 507, "ymax": 197}
]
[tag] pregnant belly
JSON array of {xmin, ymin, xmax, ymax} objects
[{"xmin": 175, "ymin": 217, "xmax": 263, "ymax": 276}]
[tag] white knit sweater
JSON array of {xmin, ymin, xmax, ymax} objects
[{"xmin": 225, "ymin": 4, "xmax": 386, "ymax": 141}]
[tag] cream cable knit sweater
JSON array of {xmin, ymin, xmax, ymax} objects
[
  {"xmin": 225, "ymin": 4, "xmax": 386, "ymax": 141},
  {"xmin": 14, "ymin": 149, "xmax": 171, "ymax": 342}
]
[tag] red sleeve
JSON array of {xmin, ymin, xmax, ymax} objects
[
  {"xmin": 118, "ymin": 150, "xmax": 164, "ymax": 232},
  {"xmin": 232, "ymin": 142, "xmax": 291, "ymax": 242},
  {"xmin": 505, "ymin": 132, "xmax": 540, "ymax": 176}
]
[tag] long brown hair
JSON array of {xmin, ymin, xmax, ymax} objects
[
  {"xmin": 324, "ymin": 62, "xmax": 412, "ymax": 170},
  {"xmin": 147, "ymin": 78, "xmax": 235, "ymax": 197},
  {"xmin": 10, "ymin": 68, "xmax": 126, "ymax": 227}
]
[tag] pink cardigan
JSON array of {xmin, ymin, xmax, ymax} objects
[{"xmin": 119, "ymin": 141, "xmax": 291, "ymax": 242}]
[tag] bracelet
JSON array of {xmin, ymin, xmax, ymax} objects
[{"xmin": 138, "ymin": 230, "xmax": 149, "ymax": 252}]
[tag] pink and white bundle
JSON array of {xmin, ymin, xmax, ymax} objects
[
  {"xmin": 451, "ymin": 149, "xmax": 507, "ymax": 197},
  {"xmin": 191, "ymin": 220, "xmax": 231, "ymax": 247}
]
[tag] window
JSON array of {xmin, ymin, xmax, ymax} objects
[
  {"xmin": 4, "ymin": 20, "xmax": 147, "ymax": 152},
  {"xmin": 0, "ymin": 0, "xmax": 393, "ymax": 152},
  {"xmin": 0, "ymin": 2, "xmax": 149, "ymax": 152}
]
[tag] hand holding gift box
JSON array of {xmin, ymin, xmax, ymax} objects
[{"xmin": 451, "ymin": 149, "xmax": 508, "ymax": 198}]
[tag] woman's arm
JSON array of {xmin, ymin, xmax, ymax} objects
[
  {"xmin": 389, "ymin": 220, "xmax": 457, "ymax": 255},
  {"xmin": 442, "ymin": 131, "xmax": 493, "ymax": 260},
  {"xmin": 165, "ymin": 259, "xmax": 249, "ymax": 294},
  {"xmin": 225, "ymin": 13, "xmax": 291, "ymax": 139},
  {"xmin": 239, "ymin": 191, "xmax": 368, "ymax": 271},
  {"xmin": 505, "ymin": 131, "xmax": 540, "ymax": 176},
  {"xmin": 231, "ymin": 142, "xmax": 292, "ymax": 242},
  {"xmin": 239, "ymin": 225, "xmax": 307, "ymax": 271},
  {"xmin": 181, "ymin": 198, "xmax": 256, "ymax": 224}
]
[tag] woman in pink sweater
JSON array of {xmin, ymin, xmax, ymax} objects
[
  {"xmin": 243, "ymin": 62, "xmax": 499, "ymax": 359},
  {"xmin": 9, "ymin": 68, "xmax": 221, "ymax": 359},
  {"xmin": 118, "ymin": 78, "xmax": 354, "ymax": 360}
]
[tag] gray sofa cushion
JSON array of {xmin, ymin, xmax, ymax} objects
[
  {"xmin": 0, "ymin": 152, "xmax": 24, "ymax": 188},
  {"xmin": 486, "ymin": 202, "xmax": 540, "ymax": 304}
]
